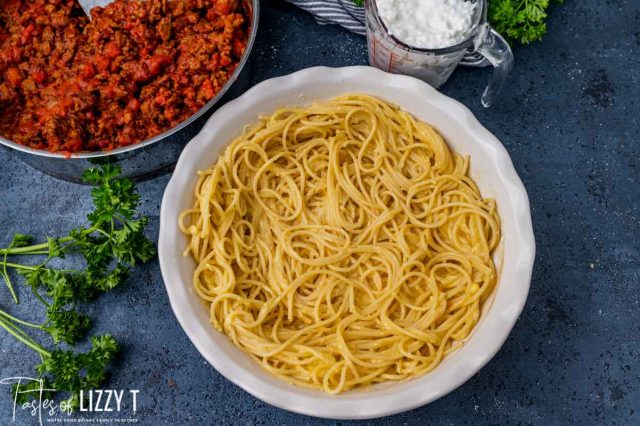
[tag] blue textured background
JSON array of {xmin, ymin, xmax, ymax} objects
[{"xmin": 1, "ymin": 0, "xmax": 639, "ymax": 424}]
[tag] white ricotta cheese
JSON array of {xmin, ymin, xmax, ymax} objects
[{"xmin": 376, "ymin": 0, "xmax": 477, "ymax": 49}]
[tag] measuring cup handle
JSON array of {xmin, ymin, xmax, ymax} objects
[{"xmin": 474, "ymin": 24, "xmax": 514, "ymax": 107}]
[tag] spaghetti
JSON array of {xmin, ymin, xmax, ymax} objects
[{"xmin": 179, "ymin": 94, "xmax": 501, "ymax": 393}]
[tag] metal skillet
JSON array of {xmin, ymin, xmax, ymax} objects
[{"xmin": 0, "ymin": 0, "xmax": 259, "ymax": 183}]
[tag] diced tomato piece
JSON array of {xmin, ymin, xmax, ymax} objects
[
  {"xmin": 31, "ymin": 69, "xmax": 46, "ymax": 84},
  {"xmin": 127, "ymin": 98, "xmax": 141, "ymax": 112},
  {"xmin": 117, "ymin": 134, "xmax": 132, "ymax": 146},
  {"xmin": 185, "ymin": 12, "xmax": 198, "ymax": 24},
  {"xmin": 95, "ymin": 56, "xmax": 111, "ymax": 71},
  {"xmin": 233, "ymin": 40, "xmax": 245, "ymax": 57},
  {"xmin": 81, "ymin": 63, "xmax": 96, "ymax": 79},
  {"xmin": 5, "ymin": 67, "xmax": 22, "ymax": 87},
  {"xmin": 101, "ymin": 83, "xmax": 116, "ymax": 99},
  {"xmin": 183, "ymin": 86, "xmax": 196, "ymax": 100},
  {"xmin": 164, "ymin": 107, "xmax": 176, "ymax": 121},
  {"xmin": 199, "ymin": 79, "xmax": 214, "ymax": 99},
  {"xmin": 145, "ymin": 55, "xmax": 171, "ymax": 76},
  {"xmin": 17, "ymin": 118, "xmax": 35, "ymax": 134},
  {"xmin": 20, "ymin": 24, "xmax": 36, "ymax": 45},
  {"xmin": 214, "ymin": 1, "xmax": 233, "ymax": 15},
  {"xmin": 67, "ymin": 139, "xmax": 83, "ymax": 152},
  {"xmin": 131, "ymin": 25, "xmax": 145, "ymax": 41},
  {"xmin": 11, "ymin": 47, "xmax": 21, "ymax": 63},
  {"xmin": 104, "ymin": 42, "xmax": 121, "ymax": 59}
]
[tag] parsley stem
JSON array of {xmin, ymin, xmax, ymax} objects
[
  {"xmin": 0, "ymin": 316, "xmax": 50, "ymax": 357},
  {"xmin": 1, "ymin": 270, "xmax": 18, "ymax": 304},
  {"xmin": 3, "ymin": 262, "xmax": 38, "ymax": 271},
  {"xmin": 0, "ymin": 237, "xmax": 72, "ymax": 255},
  {"xmin": 0, "ymin": 226, "xmax": 99, "ymax": 256},
  {"xmin": 0, "ymin": 309, "xmax": 42, "ymax": 329},
  {"xmin": 30, "ymin": 287, "xmax": 49, "ymax": 307},
  {"xmin": 2, "ymin": 251, "xmax": 51, "ymax": 256},
  {"xmin": 95, "ymin": 228, "xmax": 112, "ymax": 239},
  {"xmin": 2, "ymin": 248, "xmax": 19, "ymax": 304},
  {"xmin": 2, "ymin": 263, "xmax": 78, "ymax": 275}
]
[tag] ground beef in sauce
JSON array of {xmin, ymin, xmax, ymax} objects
[{"xmin": 0, "ymin": 0, "xmax": 249, "ymax": 153}]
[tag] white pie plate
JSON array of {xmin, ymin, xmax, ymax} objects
[{"xmin": 158, "ymin": 66, "xmax": 535, "ymax": 420}]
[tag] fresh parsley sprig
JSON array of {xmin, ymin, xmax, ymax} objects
[
  {"xmin": 488, "ymin": 0, "xmax": 564, "ymax": 44},
  {"xmin": 0, "ymin": 165, "xmax": 155, "ymax": 410},
  {"xmin": 0, "ymin": 318, "xmax": 119, "ymax": 409}
]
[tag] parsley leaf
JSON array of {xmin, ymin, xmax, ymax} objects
[
  {"xmin": 44, "ymin": 307, "xmax": 92, "ymax": 345},
  {"xmin": 10, "ymin": 234, "xmax": 33, "ymax": 248},
  {"xmin": 489, "ymin": 0, "xmax": 564, "ymax": 44}
]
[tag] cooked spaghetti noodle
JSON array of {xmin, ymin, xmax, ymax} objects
[{"xmin": 179, "ymin": 94, "xmax": 501, "ymax": 393}]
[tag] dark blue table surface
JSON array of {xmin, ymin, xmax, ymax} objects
[{"xmin": 1, "ymin": 0, "xmax": 639, "ymax": 425}]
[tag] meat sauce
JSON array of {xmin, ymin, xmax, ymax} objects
[{"xmin": 0, "ymin": 0, "xmax": 249, "ymax": 153}]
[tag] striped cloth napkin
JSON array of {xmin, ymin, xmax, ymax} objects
[{"xmin": 284, "ymin": 0, "xmax": 488, "ymax": 67}]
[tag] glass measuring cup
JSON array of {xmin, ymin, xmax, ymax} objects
[{"xmin": 365, "ymin": 0, "xmax": 514, "ymax": 107}]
